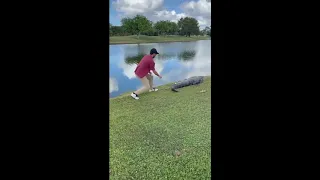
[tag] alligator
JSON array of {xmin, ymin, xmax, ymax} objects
[{"xmin": 171, "ymin": 76, "xmax": 204, "ymax": 92}]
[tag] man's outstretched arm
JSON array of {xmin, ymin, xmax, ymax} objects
[{"xmin": 152, "ymin": 69, "xmax": 162, "ymax": 78}]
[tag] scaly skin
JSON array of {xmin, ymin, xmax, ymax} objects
[{"xmin": 171, "ymin": 76, "xmax": 204, "ymax": 92}]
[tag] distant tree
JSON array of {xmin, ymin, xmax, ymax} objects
[
  {"xmin": 121, "ymin": 17, "xmax": 136, "ymax": 35},
  {"xmin": 177, "ymin": 19, "xmax": 183, "ymax": 34},
  {"xmin": 110, "ymin": 26, "xmax": 125, "ymax": 36},
  {"xmin": 118, "ymin": 15, "xmax": 203, "ymax": 37},
  {"xmin": 134, "ymin": 15, "xmax": 153, "ymax": 38},
  {"xmin": 143, "ymin": 28, "xmax": 157, "ymax": 36},
  {"xmin": 200, "ymin": 26, "xmax": 211, "ymax": 36},
  {"xmin": 178, "ymin": 17, "xmax": 200, "ymax": 37},
  {"xmin": 200, "ymin": 30, "xmax": 205, "ymax": 36},
  {"xmin": 110, "ymin": 23, "xmax": 113, "ymax": 36},
  {"xmin": 121, "ymin": 15, "xmax": 152, "ymax": 39},
  {"xmin": 154, "ymin": 21, "xmax": 170, "ymax": 36},
  {"xmin": 168, "ymin": 21, "xmax": 178, "ymax": 35},
  {"xmin": 154, "ymin": 21, "xmax": 178, "ymax": 36}
]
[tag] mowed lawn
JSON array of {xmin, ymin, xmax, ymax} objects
[
  {"xmin": 109, "ymin": 35, "xmax": 210, "ymax": 44},
  {"xmin": 109, "ymin": 77, "xmax": 211, "ymax": 180}
]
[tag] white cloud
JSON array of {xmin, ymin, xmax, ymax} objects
[
  {"xmin": 118, "ymin": 62, "xmax": 137, "ymax": 79},
  {"xmin": 181, "ymin": 0, "xmax": 211, "ymax": 19},
  {"xmin": 112, "ymin": 0, "xmax": 211, "ymax": 28},
  {"xmin": 196, "ymin": 16, "xmax": 211, "ymax": 27},
  {"xmin": 181, "ymin": 0, "xmax": 211, "ymax": 28},
  {"xmin": 112, "ymin": 0, "xmax": 164, "ymax": 16},
  {"xmin": 152, "ymin": 10, "xmax": 187, "ymax": 23},
  {"xmin": 110, "ymin": 77, "xmax": 119, "ymax": 93}
]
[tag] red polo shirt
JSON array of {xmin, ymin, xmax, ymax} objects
[{"xmin": 134, "ymin": 55, "xmax": 155, "ymax": 78}]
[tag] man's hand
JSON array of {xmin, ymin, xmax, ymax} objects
[{"xmin": 152, "ymin": 70, "xmax": 162, "ymax": 78}]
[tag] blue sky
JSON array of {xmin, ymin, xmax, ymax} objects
[{"xmin": 110, "ymin": 0, "xmax": 211, "ymax": 29}]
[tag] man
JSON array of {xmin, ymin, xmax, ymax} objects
[{"xmin": 131, "ymin": 48, "xmax": 162, "ymax": 100}]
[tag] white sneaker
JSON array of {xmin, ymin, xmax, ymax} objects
[
  {"xmin": 149, "ymin": 88, "xmax": 158, "ymax": 92},
  {"xmin": 131, "ymin": 92, "xmax": 139, "ymax": 100}
]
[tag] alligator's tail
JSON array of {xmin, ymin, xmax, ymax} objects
[{"xmin": 171, "ymin": 88, "xmax": 179, "ymax": 92}]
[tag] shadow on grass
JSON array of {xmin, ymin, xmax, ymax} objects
[{"xmin": 139, "ymin": 126, "xmax": 184, "ymax": 155}]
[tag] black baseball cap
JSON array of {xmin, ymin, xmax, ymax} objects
[{"xmin": 150, "ymin": 48, "xmax": 159, "ymax": 55}]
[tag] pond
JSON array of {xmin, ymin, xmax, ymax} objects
[{"xmin": 109, "ymin": 40, "xmax": 211, "ymax": 98}]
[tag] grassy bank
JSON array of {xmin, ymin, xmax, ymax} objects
[
  {"xmin": 110, "ymin": 35, "xmax": 210, "ymax": 44},
  {"xmin": 110, "ymin": 77, "xmax": 211, "ymax": 180}
]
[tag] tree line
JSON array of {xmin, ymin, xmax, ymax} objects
[{"xmin": 110, "ymin": 15, "xmax": 211, "ymax": 38}]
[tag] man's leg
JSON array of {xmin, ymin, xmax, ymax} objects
[
  {"xmin": 146, "ymin": 74, "xmax": 153, "ymax": 90},
  {"xmin": 134, "ymin": 76, "xmax": 150, "ymax": 95},
  {"xmin": 146, "ymin": 74, "xmax": 158, "ymax": 92}
]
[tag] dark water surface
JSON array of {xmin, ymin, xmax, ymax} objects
[{"xmin": 109, "ymin": 40, "xmax": 211, "ymax": 98}]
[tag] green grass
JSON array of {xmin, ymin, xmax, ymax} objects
[
  {"xmin": 110, "ymin": 77, "xmax": 211, "ymax": 180},
  {"xmin": 109, "ymin": 35, "xmax": 210, "ymax": 44}
]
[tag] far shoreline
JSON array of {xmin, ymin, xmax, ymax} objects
[
  {"xmin": 109, "ymin": 35, "xmax": 211, "ymax": 45},
  {"xmin": 109, "ymin": 39, "xmax": 210, "ymax": 45}
]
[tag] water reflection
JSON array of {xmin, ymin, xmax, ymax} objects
[
  {"xmin": 125, "ymin": 52, "xmax": 183, "ymax": 65},
  {"xmin": 177, "ymin": 50, "xmax": 196, "ymax": 61},
  {"xmin": 157, "ymin": 53, "xmax": 177, "ymax": 60},
  {"xmin": 109, "ymin": 77, "xmax": 119, "ymax": 93},
  {"xmin": 110, "ymin": 40, "xmax": 211, "ymax": 98},
  {"xmin": 125, "ymin": 53, "xmax": 144, "ymax": 65}
]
